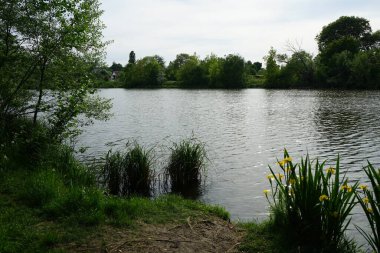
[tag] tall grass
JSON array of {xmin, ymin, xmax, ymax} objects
[
  {"xmin": 265, "ymin": 150, "xmax": 357, "ymax": 252},
  {"xmin": 164, "ymin": 139, "xmax": 207, "ymax": 198},
  {"xmin": 103, "ymin": 142, "xmax": 154, "ymax": 197},
  {"xmin": 122, "ymin": 144, "xmax": 154, "ymax": 196},
  {"xmin": 356, "ymin": 162, "xmax": 380, "ymax": 253}
]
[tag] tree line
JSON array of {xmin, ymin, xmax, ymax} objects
[
  {"xmin": 101, "ymin": 16, "xmax": 380, "ymax": 89},
  {"xmin": 98, "ymin": 52, "xmax": 263, "ymax": 89}
]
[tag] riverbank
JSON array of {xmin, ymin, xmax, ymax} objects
[{"xmin": 0, "ymin": 126, "xmax": 291, "ymax": 253}]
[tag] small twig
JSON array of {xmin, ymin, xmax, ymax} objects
[
  {"xmin": 155, "ymin": 239, "xmax": 193, "ymax": 243},
  {"xmin": 198, "ymin": 219, "xmax": 217, "ymax": 226},
  {"xmin": 226, "ymin": 242, "xmax": 241, "ymax": 253},
  {"xmin": 186, "ymin": 216, "xmax": 193, "ymax": 231}
]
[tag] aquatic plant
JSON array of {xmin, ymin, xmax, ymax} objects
[
  {"xmin": 103, "ymin": 143, "xmax": 154, "ymax": 197},
  {"xmin": 265, "ymin": 150, "xmax": 357, "ymax": 252},
  {"xmin": 356, "ymin": 162, "xmax": 380, "ymax": 253},
  {"xmin": 164, "ymin": 138, "xmax": 207, "ymax": 198},
  {"xmin": 121, "ymin": 143, "xmax": 154, "ymax": 197}
]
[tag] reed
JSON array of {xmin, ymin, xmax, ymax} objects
[
  {"xmin": 165, "ymin": 139, "xmax": 207, "ymax": 197},
  {"xmin": 121, "ymin": 143, "xmax": 154, "ymax": 197},
  {"xmin": 103, "ymin": 143, "xmax": 154, "ymax": 197}
]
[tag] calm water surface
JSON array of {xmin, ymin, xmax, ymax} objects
[{"xmin": 78, "ymin": 88, "xmax": 380, "ymax": 240}]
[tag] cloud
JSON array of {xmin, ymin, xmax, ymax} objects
[{"xmin": 100, "ymin": 0, "xmax": 380, "ymax": 65}]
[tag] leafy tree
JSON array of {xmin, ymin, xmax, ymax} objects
[
  {"xmin": 253, "ymin": 62, "xmax": 262, "ymax": 73},
  {"xmin": 315, "ymin": 16, "xmax": 380, "ymax": 88},
  {"xmin": 176, "ymin": 55, "xmax": 207, "ymax": 88},
  {"xmin": 124, "ymin": 56, "xmax": 165, "ymax": 88},
  {"xmin": 166, "ymin": 53, "xmax": 191, "ymax": 81},
  {"xmin": 128, "ymin": 51, "xmax": 136, "ymax": 65},
  {"xmin": 264, "ymin": 47, "xmax": 280, "ymax": 87},
  {"xmin": 202, "ymin": 54, "xmax": 223, "ymax": 88},
  {"xmin": 316, "ymin": 16, "xmax": 372, "ymax": 51},
  {"xmin": 219, "ymin": 54, "xmax": 246, "ymax": 88},
  {"xmin": 0, "ymin": 0, "xmax": 111, "ymax": 141},
  {"xmin": 110, "ymin": 62, "xmax": 123, "ymax": 72},
  {"xmin": 282, "ymin": 50, "xmax": 316, "ymax": 87}
]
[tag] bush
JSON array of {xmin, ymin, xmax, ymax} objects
[
  {"xmin": 265, "ymin": 150, "xmax": 357, "ymax": 252},
  {"xmin": 165, "ymin": 139, "xmax": 207, "ymax": 198}
]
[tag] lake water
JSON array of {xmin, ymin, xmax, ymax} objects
[{"xmin": 78, "ymin": 88, "xmax": 380, "ymax": 242}]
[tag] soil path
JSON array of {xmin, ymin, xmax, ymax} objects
[{"xmin": 65, "ymin": 217, "xmax": 244, "ymax": 253}]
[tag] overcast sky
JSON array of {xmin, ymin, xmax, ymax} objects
[{"xmin": 100, "ymin": 0, "xmax": 380, "ymax": 65}]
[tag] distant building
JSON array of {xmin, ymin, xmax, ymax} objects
[{"xmin": 111, "ymin": 71, "xmax": 120, "ymax": 80}]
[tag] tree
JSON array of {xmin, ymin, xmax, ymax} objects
[
  {"xmin": 128, "ymin": 51, "xmax": 136, "ymax": 65},
  {"xmin": 166, "ymin": 53, "xmax": 191, "ymax": 81},
  {"xmin": 316, "ymin": 16, "xmax": 372, "ymax": 51},
  {"xmin": 315, "ymin": 16, "xmax": 380, "ymax": 88},
  {"xmin": 220, "ymin": 54, "xmax": 246, "ymax": 88},
  {"xmin": 253, "ymin": 62, "xmax": 262, "ymax": 73},
  {"xmin": 264, "ymin": 47, "xmax": 280, "ymax": 87},
  {"xmin": 0, "ymin": 0, "xmax": 111, "ymax": 141},
  {"xmin": 124, "ymin": 56, "xmax": 165, "ymax": 88},
  {"xmin": 110, "ymin": 62, "xmax": 123, "ymax": 72},
  {"xmin": 176, "ymin": 55, "xmax": 207, "ymax": 88},
  {"xmin": 202, "ymin": 54, "xmax": 223, "ymax": 88}
]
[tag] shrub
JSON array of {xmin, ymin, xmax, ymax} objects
[
  {"xmin": 165, "ymin": 139, "xmax": 207, "ymax": 198},
  {"xmin": 356, "ymin": 162, "xmax": 380, "ymax": 253},
  {"xmin": 265, "ymin": 150, "xmax": 357, "ymax": 252}
]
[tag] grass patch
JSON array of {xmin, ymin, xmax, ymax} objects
[{"xmin": 238, "ymin": 221, "xmax": 295, "ymax": 253}]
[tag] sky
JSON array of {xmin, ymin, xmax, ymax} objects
[{"xmin": 100, "ymin": 0, "xmax": 380, "ymax": 66}]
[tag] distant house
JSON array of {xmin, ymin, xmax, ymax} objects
[{"xmin": 111, "ymin": 71, "xmax": 120, "ymax": 80}]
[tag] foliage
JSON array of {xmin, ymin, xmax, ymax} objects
[
  {"xmin": 0, "ymin": 0, "xmax": 111, "ymax": 141},
  {"xmin": 263, "ymin": 47, "xmax": 281, "ymax": 87},
  {"xmin": 265, "ymin": 150, "xmax": 358, "ymax": 252},
  {"xmin": 355, "ymin": 163, "xmax": 380, "ymax": 253},
  {"xmin": 176, "ymin": 55, "xmax": 208, "ymax": 88},
  {"xmin": 124, "ymin": 56, "xmax": 165, "ymax": 88},
  {"xmin": 220, "ymin": 54, "xmax": 246, "ymax": 88},
  {"xmin": 165, "ymin": 139, "xmax": 207, "ymax": 198},
  {"xmin": 316, "ymin": 16, "xmax": 373, "ymax": 52},
  {"xmin": 315, "ymin": 16, "xmax": 380, "ymax": 88}
]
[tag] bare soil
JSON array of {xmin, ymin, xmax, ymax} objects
[{"xmin": 63, "ymin": 217, "xmax": 244, "ymax": 253}]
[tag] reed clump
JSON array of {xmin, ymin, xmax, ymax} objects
[
  {"xmin": 103, "ymin": 142, "xmax": 154, "ymax": 197},
  {"xmin": 164, "ymin": 139, "xmax": 207, "ymax": 197}
]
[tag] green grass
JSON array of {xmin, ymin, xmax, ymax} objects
[
  {"xmin": 0, "ymin": 127, "xmax": 229, "ymax": 251},
  {"xmin": 239, "ymin": 220, "xmax": 298, "ymax": 253}
]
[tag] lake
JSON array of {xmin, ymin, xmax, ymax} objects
[{"xmin": 78, "ymin": 88, "xmax": 380, "ymax": 239}]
